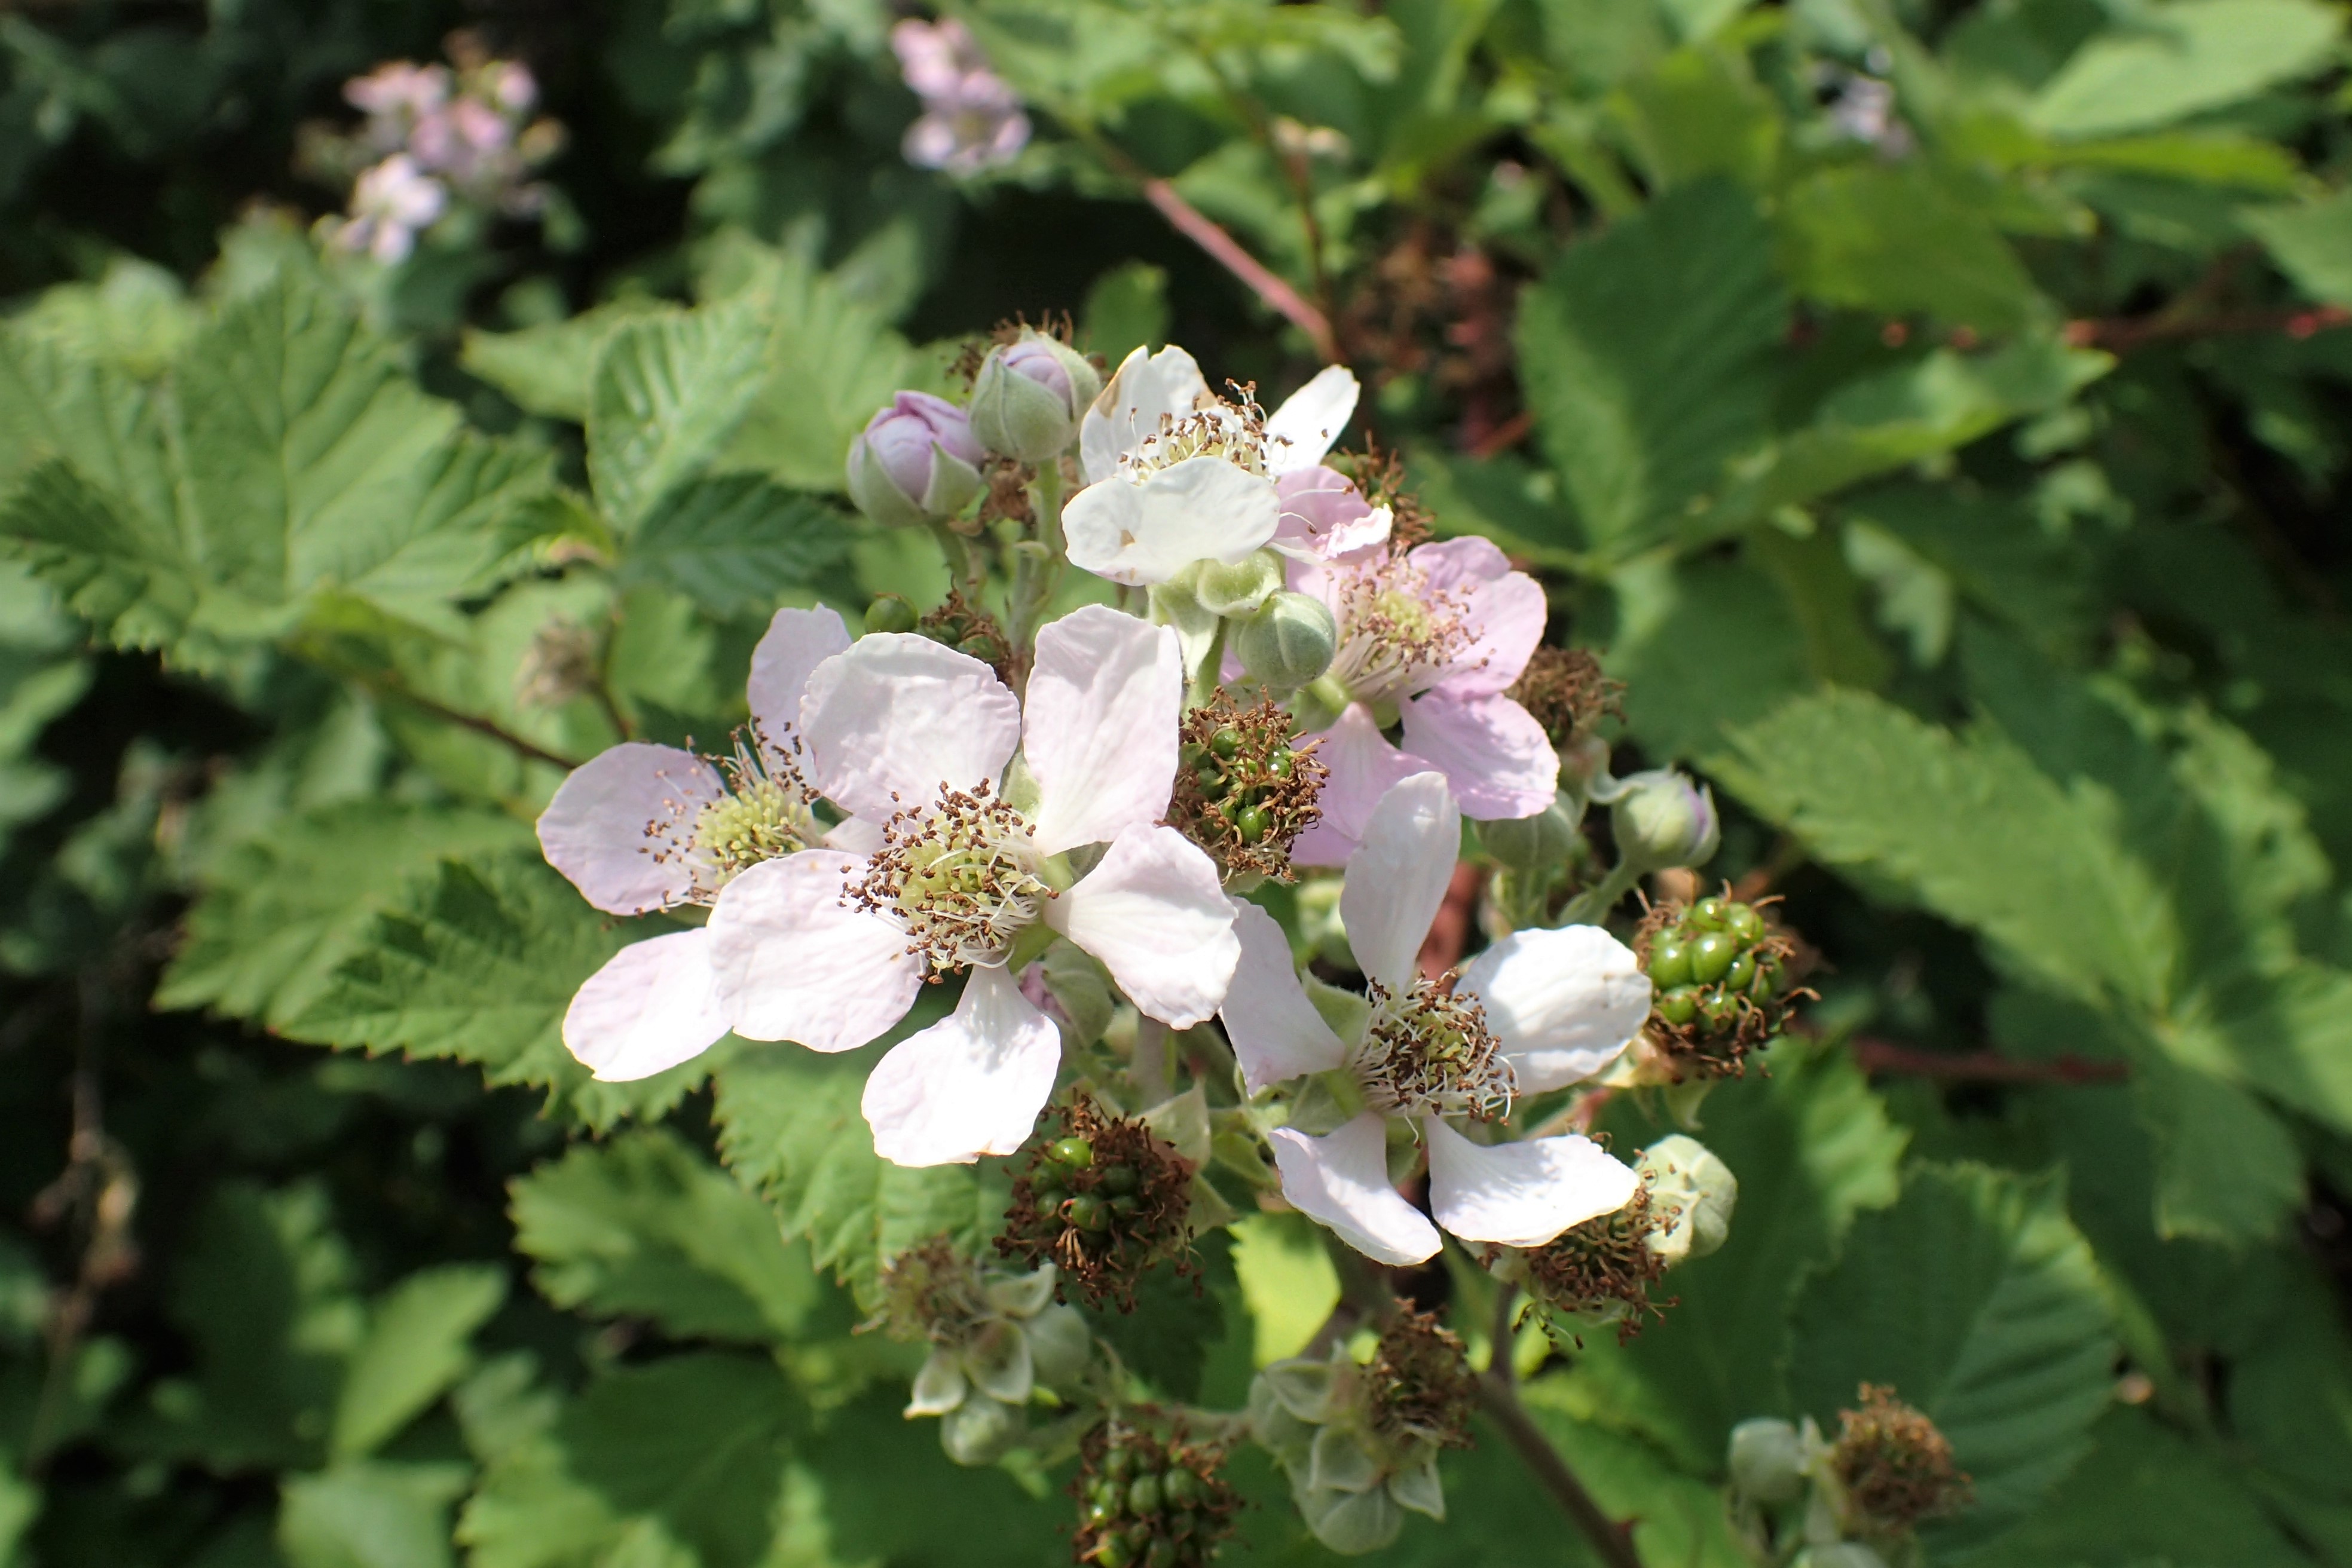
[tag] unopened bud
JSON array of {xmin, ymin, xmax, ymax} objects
[
  {"xmin": 1478, "ymin": 795, "xmax": 1582, "ymax": 872},
  {"xmin": 1727, "ymin": 1417, "xmax": 1807, "ymax": 1503},
  {"xmin": 1234, "ymin": 590, "xmax": 1337, "ymax": 690},
  {"xmin": 1188, "ymin": 549, "xmax": 1286, "ymax": 618},
  {"xmin": 969, "ymin": 329, "xmax": 1101, "ymax": 462},
  {"xmin": 1610, "ymin": 768, "xmax": 1719, "ymax": 874},
  {"xmin": 864, "ymin": 593, "xmax": 920, "ymax": 635},
  {"xmin": 1637, "ymin": 1135, "xmax": 1736, "ymax": 1265},
  {"xmin": 846, "ymin": 391, "xmax": 985, "ymax": 528},
  {"xmin": 1561, "ymin": 733, "xmax": 1613, "ymax": 795}
]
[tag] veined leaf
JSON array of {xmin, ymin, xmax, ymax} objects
[
  {"xmin": 1788, "ymin": 1163, "xmax": 2117, "ymax": 1552},
  {"xmin": 332, "ymin": 1267, "xmax": 507, "ymax": 1462},
  {"xmin": 280, "ymin": 1460, "xmax": 472, "ymax": 1568},
  {"xmin": 2242, "ymin": 188, "xmax": 2352, "ymax": 308},
  {"xmin": 617, "ymin": 474, "xmax": 859, "ymax": 617},
  {"xmin": 586, "ymin": 299, "xmax": 770, "ymax": 532},
  {"xmin": 461, "ymin": 299, "xmax": 668, "ymax": 424},
  {"xmin": 1514, "ymin": 177, "xmax": 1786, "ymax": 558},
  {"xmin": 2028, "ymin": 0, "xmax": 2342, "ymax": 139},
  {"xmin": 1778, "ymin": 163, "xmax": 2047, "ymax": 333},
  {"xmin": 510, "ymin": 1129, "xmax": 822, "ymax": 1345}
]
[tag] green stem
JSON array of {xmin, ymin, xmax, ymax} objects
[
  {"xmin": 1186, "ymin": 620, "xmax": 1229, "ymax": 710},
  {"xmin": 1008, "ymin": 461, "xmax": 1067, "ymax": 660},
  {"xmin": 1561, "ymin": 857, "xmax": 1641, "ymax": 927}
]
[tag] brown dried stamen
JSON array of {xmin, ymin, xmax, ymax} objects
[
  {"xmin": 1516, "ymin": 1181, "xmax": 1673, "ymax": 1345},
  {"xmin": 998, "ymin": 1097, "xmax": 1197, "ymax": 1312},
  {"xmin": 1831, "ymin": 1384, "xmax": 1972, "ymax": 1530},
  {"xmin": 873, "ymin": 1235, "xmax": 995, "ymax": 1346},
  {"xmin": 850, "ymin": 779, "xmax": 1051, "ymax": 976},
  {"xmin": 1368, "ymin": 1309, "xmax": 1476, "ymax": 1451},
  {"xmin": 1166, "ymin": 691, "xmax": 1327, "ymax": 880},
  {"xmin": 1507, "ymin": 646, "xmax": 1622, "ymax": 748}
]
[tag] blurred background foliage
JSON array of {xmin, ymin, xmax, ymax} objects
[{"xmin": 0, "ymin": 0, "xmax": 2350, "ymax": 1564}]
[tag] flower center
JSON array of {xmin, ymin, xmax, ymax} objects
[
  {"xmin": 641, "ymin": 736, "xmax": 816, "ymax": 905},
  {"xmin": 1325, "ymin": 553, "xmax": 1478, "ymax": 703},
  {"xmin": 1123, "ymin": 397, "xmax": 1267, "ymax": 480},
  {"xmin": 1351, "ymin": 976, "xmax": 1513, "ymax": 1120},
  {"xmin": 852, "ymin": 780, "xmax": 1053, "ymax": 974}
]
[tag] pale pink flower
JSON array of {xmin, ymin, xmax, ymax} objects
[
  {"xmin": 1063, "ymin": 349, "xmax": 1360, "ymax": 586},
  {"xmin": 891, "ymin": 18, "xmax": 1030, "ymax": 174},
  {"xmin": 335, "ymin": 154, "xmax": 448, "ymax": 263},
  {"xmin": 1286, "ymin": 535, "xmax": 1555, "ymax": 863},
  {"xmin": 704, "ymin": 607, "xmax": 1241, "ymax": 1168},
  {"xmin": 536, "ymin": 608, "xmax": 855, "ymax": 1083},
  {"xmin": 1219, "ymin": 774, "xmax": 1650, "ymax": 1264}
]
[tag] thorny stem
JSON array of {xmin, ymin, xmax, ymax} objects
[
  {"xmin": 1849, "ymin": 1036, "xmax": 2128, "ymax": 1085},
  {"xmin": 1476, "ymin": 1286, "xmax": 1646, "ymax": 1568}
]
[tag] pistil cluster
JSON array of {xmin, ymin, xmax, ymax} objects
[
  {"xmin": 1515, "ymin": 1183, "xmax": 1673, "ymax": 1345},
  {"xmin": 1366, "ymin": 1310, "xmax": 1476, "ymax": 1452},
  {"xmin": 999, "ymin": 1097, "xmax": 1195, "ymax": 1310},
  {"xmin": 1166, "ymin": 693, "xmax": 1326, "ymax": 878},
  {"xmin": 1831, "ymin": 1385, "xmax": 1973, "ymax": 1533},
  {"xmin": 851, "ymin": 780, "xmax": 1053, "ymax": 975},
  {"xmin": 643, "ymin": 734, "xmax": 818, "ymax": 903},
  {"xmin": 1123, "ymin": 389, "xmax": 1268, "ymax": 479},
  {"xmin": 1072, "ymin": 1417, "xmax": 1240, "ymax": 1568},
  {"xmin": 1353, "ymin": 976, "xmax": 1515, "ymax": 1120},
  {"xmin": 1635, "ymin": 893, "xmax": 1809, "ymax": 1080}
]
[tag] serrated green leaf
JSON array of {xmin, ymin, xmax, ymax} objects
[
  {"xmin": 712, "ymin": 1031, "xmax": 1002, "ymax": 1312},
  {"xmin": 2132, "ymin": 1054, "xmax": 2302, "ymax": 1242},
  {"xmin": 332, "ymin": 1265, "xmax": 507, "ymax": 1460},
  {"xmin": 1718, "ymin": 688, "xmax": 2173, "ymax": 1011},
  {"xmin": 586, "ymin": 301, "xmax": 770, "ymax": 532},
  {"xmin": 284, "ymin": 852, "xmax": 711, "ymax": 1131},
  {"xmin": 1778, "ymin": 164, "xmax": 2046, "ymax": 333},
  {"xmin": 280, "ymin": 1460, "xmax": 471, "ymax": 1568},
  {"xmin": 458, "ymin": 1355, "xmax": 797, "ymax": 1568},
  {"xmin": 617, "ymin": 475, "xmax": 858, "ymax": 617},
  {"xmin": 2028, "ymin": 0, "xmax": 2342, "ymax": 139},
  {"xmin": 1514, "ymin": 177, "xmax": 1786, "ymax": 557},
  {"xmin": 2243, "ymin": 187, "xmax": 2352, "ymax": 307},
  {"xmin": 158, "ymin": 802, "xmax": 530, "ymax": 1030},
  {"xmin": 510, "ymin": 1128, "xmax": 821, "ymax": 1344},
  {"xmin": 1605, "ymin": 551, "xmax": 1813, "ymax": 761},
  {"xmin": 461, "ymin": 299, "xmax": 668, "ymax": 423},
  {"xmin": 1790, "ymin": 1163, "xmax": 2117, "ymax": 1552},
  {"xmin": 1080, "ymin": 1231, "xmax": 1232, "ymax": 1401}
]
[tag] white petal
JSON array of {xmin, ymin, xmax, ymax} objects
[
  {"xmin": 1457, "ymin": 924, "xmax": 1651, "ymax": 1092},
  {"xmin": 705, "ymin": 852, "xmax": 924, "ymax": 1051},
  {"xmin": 1049, "ymin": 825, "xmax": 1238, "ymax": 1028},
  {"xmin": 1264, "ymin": 365, "xmax": 1360, "ymax": 474},
  {"xmin": 1061, "ymin": 458, "xmax": 1280, "ymax": 587},
  {"xmin": 536, "ymin": 743, "xmax": 723, "ymax": 915},
  {"xmin": 1270, "ymin": 1114, "xmax": 1440, "ymax": 1266},
  {"xmin": 747, "ymin": 605, "xmax": 851, "ymax": 754},
  {"xmin": 1287, "ymin": 705, "xmax": 1434, "ymax": 868},
  {"xmin": 1339, "ymin": 772, "xmax": 1459, "ymax": 993},
  {"xmin": 1024, "ymin": 607, "xmax": 1182, "ymax": 855},
  {"xmin": 1221, "ymin": 901, "xmax": 1346, "ymax": 1091},
  {"xmin": 799, "ymin": 634, "xmax": 1021, "ymax": 820},
  {"xmin": 1422, "ymin": 1117, "xmax": 1638, "ymax": 1248},
  {"xmin": 1081, "ymin": 344, "xmax": 1210, "ymax": 484},
  {"xmin": 824, "ymin": 816, "xmax": 887, "ymax": 856},
  {"xmin": 561, "ymin": 929, "xmax": 730, "ymax": 1082},
  {"xmin": 861, "ymin": 966, "xmax": 1062, "ymax": 1166}
]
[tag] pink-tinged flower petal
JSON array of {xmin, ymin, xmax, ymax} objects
[
  {"xmin": 799, "ymin": 634, "xmax": 1021, "ymax": 821},
  {"xmin": 747, "ymin": 605, "xmax": 851, "ymax": 754},
  {"xmin": 705, "ymin": 852, "xmax": 924, "ymax": 1051},
  {"xmin": 1273, "ymin": 467, "xmax": 1392, "ymax": 562},
  {"xmin": 1340, "ymin": 772, "xmax": 1458, "ymax": 993},
  {"xmin": 862, "ymin": 966, "xmax": 1061, "ymax": 1166},
  {"xmin": 1457, "ymin": 924, "xmax": 1649, "ymax": 1093},
  {"xmin": 1081, "ymin": 345, "xmax": 1211, "ymax": 485},
  {"xmin": 1264, "ymin": 366, "xmax": 1360, "ymax": 476},
  {"xmin": 1408, "ymin": 537, "xmax": 1546, "ymax": 696},
  {"xmin": 1399, "ymin": 693, "xmax": 1559, "ymax": 821},
  {"xmin": 1049, "ymin": 824, "xmax": 1238, "ymax": 1027},
  {"xmin": 1288, "ymin": 705, "xmax": 1434, "ymax": 868},
  {"xmin": 1271, "ymin": 1114, "xmax": 1440, "ymax": 1265},
  {"xmin": 1422, "ymin": 1117, "xmax": 1637, "ymax": 1248},
  {"xmin": 1025, "ymin": 607, "xmax": 1182, "ymax": 855},
  {"xmin": 562, "ymin": 929, "xmax": 730, "ymax": 1082},
  {"xmin": 1062, "ymin": 458, "xmax": 1280, "ymax": 587},
  {"xmin": 537, "ymin": 743, "xmax": 723, "ymax": 915},
  {"xmin": 1221, "ymin": 901, "xmax": 1346, "ymax": 1091}
]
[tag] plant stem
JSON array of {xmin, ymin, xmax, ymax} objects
[
  {"xmin": 1560, "ymin": 857, "xmax": 1640, "ymax": 926},
  {"xmin": 1477, "ymin": 1287, "xmax": 1645, "ymax": 1568},
  {"xmin": 348, "ymin": 673, "xmax": 581, "ymax": 771}
]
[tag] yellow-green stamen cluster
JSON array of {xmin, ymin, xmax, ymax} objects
[
  {"xmin": 1326, "ymin": 549, "xmax": 1479, "ymax": 704},
  {"xmin": 852, "ymin": 780, "xmax": 1052, "ymax": 975},
  {"xmin": 1353, "ymin": 976, "xmax": 1513, "ymax": 1120}
]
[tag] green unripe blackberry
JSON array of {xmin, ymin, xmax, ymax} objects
[
  {"xmin": 1726, "ymin": 904, "xmax": 1766, "ymax": 945},
  {"xmin": 1164, "ymin": 1468, "xmax": 1200, "ymax": 1507},
  {"xmin": 1724, "ymin": 951, "xmax": 1757, "ymax": 991},
  {"xmin": 1656, "ymin": 987, "xmax": 1700, "ymax": 1026},
  {"xmin": 1066, "ymin": 1194, "xmax": 1109, "ymax": 1232},
  {"xmin": 864, "ymin": 594, "xmax": 920, "ymax": 635},
  {"xmin": 1050, "ymin": 1137, "xmax": 1094, "ymax": 1169},
  {"xmin": 1128, "ymin": 1475, "xmax": 1163, "ymax": 1515},
  {"xmin": 1688, "ymin": 930, "xmax": 1738, "ymax": 984},
  {"xmin": 1689, "ymin": 896, "xmax": 1729, "ymax": 929},
  {"xmin": 1100, "ymin": 1163, "xmax": 1139, "ymax": 1196},
  {"xmin": 1647, "ymin": 938, "xmax": 1693, "ymax": 989}
]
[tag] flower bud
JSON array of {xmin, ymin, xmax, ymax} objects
[
  {"xmin": 1477, "ymin": 795, "xmax": 1583, "ymax": 872},
  {"xmin": 864, "ymin": 593, "xmax": 920, "ymax": 635},
  {"xmin": 1234, "ymin": 591, "xmax": 1338, "ymax": 691},
  {"xmin": 1610, "ymin": 768, "xmax": 1719, "ymax": 874},
  {"xmin": 1188, "ymin": 549, "xmax": 1286, "ymax": 617},
  {"xmin": 1727, "ymin": 1417, "xmax": 1807, "ymax": 1503},
  {"xmin": 1637, "ymin": 1135, "xmax": 1737, "ymax": 1266},
  {"xmin": 968, "ymin": 328, "xmax": 1100, "ymax": 462},
  {"xmin": 846, "ymin": 391, "xmax": 985, "ymax": 528}
]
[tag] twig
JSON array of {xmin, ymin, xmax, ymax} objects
[
  {"xmin": 1476, "ymin": 1287, "xmax": 1645, "ymax": 1568},
  {"xmin": 1137, "ymin": 179, "xmax": 1340, "ymax": 364},
  {"xmin": 2066, "ymin": 304, "xmax": 2352, "ymax": 354},
  {"xmin": 348, "ymin": 673, "xmax": 582, "ymax": 771},
  {"xmin": 1466, "ymin": 409, "xmax": 1532, "ymax": 459},
  {"xmin": 1850, "ymin": 1036, "xmax": 2127, "ymax": 1085}
]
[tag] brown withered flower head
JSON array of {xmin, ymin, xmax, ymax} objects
[
  {"xmin": 1513, "ymin": 1180, "xmax": 1673, "ymax": 1346},
  {"xmin": 1366, "ymin": 1309, "xmax": 1476, "ymax": 1451},
  {"xmin": 917, "ymin": 589, "xmax": 1014, "ymax": 682},
  {"xmin": 1506, "ymin": 645, "xmax": 1622, "ymax": 751},
  {"xmin": 1071, "ymin": 1413, "xmax": 1241, "ymax": 1568},
  {"xmin": 1326, "ymin": 437, "xmax": 1434, "ymax": 549},
  {"xmin": 998, "ymin": 1096, "xmax": 1195, "ymax": 1311},
  {"xmin": 1166, "ymin": 691, "xmax": 1326, "ymax": 880},
  {"xmin": 1831, "ymin": 1384, "xmax": 1973, "ymax": 1532}
]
